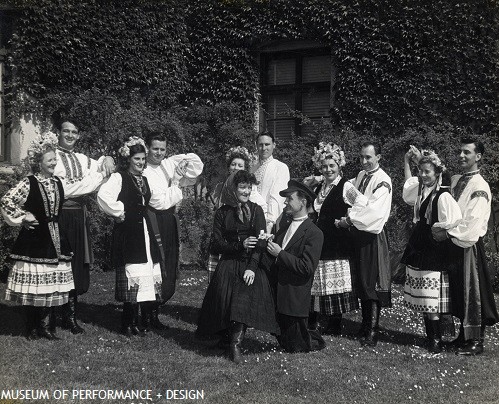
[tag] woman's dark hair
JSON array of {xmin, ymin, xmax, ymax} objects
[
  {"xmin": 227, "ymin": 151, "xmax": 250, "ymax": 170},
  {"xmin": 144, "ymin": 131, "xmax": 167, "ymax": 147},
  {"xmin": 118, "ymin": 144, "xmax": 147, "ymax": 171},
  {"xmin": 232, "ymin": 170, "xmax": 258, "ymax": 186}
]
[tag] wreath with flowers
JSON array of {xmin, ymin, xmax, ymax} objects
[
  {"xmin": 225, "ymin": 146, "xmax": 258, "ymax": 168},
  {"xmin": 311, "ymin": 142, "xmax": 346, "ymax": 169},
  {"xmin": 25, "ymin": 132, "xmax": 59, "ymax": 168},
  {"xmin": 420, "ymin": 149, "xmax": 446, "ymax": 171},
  {"xmin": 118, "ymin": 136, "xmax": 147, "ymax": 157}
]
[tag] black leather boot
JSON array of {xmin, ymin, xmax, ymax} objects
[
  {"xmin": 308, "ymin": 311, "xmax": 319, "ymax": 331},
  {"xmin": 360, "ymin": 300, "xmax": 379, "ymax": 347},
  {"xmin": 456, "ymin": 325, "xmax": 485, "ymax": 356},
  {"xmin": 423, "ymin": 315, "xmax": 443, "ymax": 353},
  {"xmin": 131, "ymin": 303, "xmax": 145, "ymax": 337},
  {"xmin": 26, "ymin": 306, "xmax": 40, "ymax": 340},
  {"xmin": 151, "ymin": 302, "xmax": 169, "ymax": 330},
  {"xmin": 356, "ymin": 301, "xmax": 370, "ymax": 339},
  {"xmin": 140, "ymin": 302, "xmax": 152, "ymax": 333},
  {"xmin": 62, "ymin": 296, "xmax": 84, "ymax": 334},
  {"xmin": 38, "ymin": 308, "xmax": 60, "ymax": 340},
  {"xmin": 229, "ymin": 321, "xmax": 246, "ymax": 364},
  {"xmin": 324, "ymin": 314, "xmax": 342, "ymax": 336},
  {"xmin": 121, "ymin": 303, "xmax": 133, "ymax": 337}
]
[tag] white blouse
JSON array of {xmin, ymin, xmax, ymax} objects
[
  {"xmin": 97, "ymin": 173, "xmax": 125, "ymax": 218},
  {"xmin": 402, "ymin": 176, "xmax": 462, "ymax": 229}
]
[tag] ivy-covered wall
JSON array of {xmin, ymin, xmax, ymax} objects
[{"xmin": 2, "ymin": 0, "xmax": 499, "ymax": 274}]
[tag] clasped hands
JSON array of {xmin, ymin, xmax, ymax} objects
[{"xmin": 22, "ymin": 212, "xmax": 39, "ymax": 229}]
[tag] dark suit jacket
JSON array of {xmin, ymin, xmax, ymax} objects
[{"xmin": 271, "ymin": 216, "xmax": 324, "ymax": 318}]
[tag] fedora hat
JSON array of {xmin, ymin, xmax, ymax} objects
[{"xmin": 279, "ymin": 179, "xmax": 316, "ymax": 203}]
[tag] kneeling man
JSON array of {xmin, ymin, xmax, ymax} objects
[{"xmin": 267, "ymin": 180, "xmax": 325, "ymax": 352}]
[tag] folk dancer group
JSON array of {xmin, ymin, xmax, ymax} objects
[{"xmin": 1, "ymin": 126, "xmax": 497, "ymax": 360}]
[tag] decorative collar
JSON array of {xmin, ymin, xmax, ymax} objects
[
  {"xmin": 292, "ymin": 215, "xmax": 308, "ymax": 222},
  {"xmin": 258, "ymin": 155, "xmax": 274, "ymax": 166},
  {"xmin": 34, "ymin": 173, "xmax": 56, "ymax": 183},
  {"xmin": 365, "ymin": 166, "xmax": 380, "ymax": 176},
  {"xmin": 57, "ymin": 146, "xmax": 75, "ymax": 154},
  {"xmin": 462, "ymin": 169, "xmax": 480, "ymax": 177}
]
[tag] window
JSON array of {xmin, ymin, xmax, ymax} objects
[{"xmin": 260, "ymin": 45, "xmax": 332, "ymax": 141}]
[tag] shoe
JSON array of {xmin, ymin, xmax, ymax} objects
[
  {"xmin": 62, "ymin": 296, "xmax": 84, "ymax": 334},
  {"xmin": 140, "ymin": 302, "xmax": 152, "ymax": 333},
  {"xmin": 360, "ymin": 301, "xmax": 379, "ymax": 347},
  {"xmin": 131, "ymin": 304, "xmax": 145, "ymax": 337},
  {"xmin": 423, "ymin": 316, "xmax": 443, "ymax": 354},
  {"xmin": 121, "ymin": 303, "xmax": 134, "ymax": 337},
  {"xmin": 456, "ymin": 339, "xmax": 484, "ymax": 356},
  {"xmin": 229, "ymin": 321, "xmax": 246, "ymax": 364}
]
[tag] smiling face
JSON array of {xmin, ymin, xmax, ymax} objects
[
  {"xmin": 458, "ymin": 143, "xmax": 481, "ymax": 173},
  {"xmin": 320, "ymin": 158, "xmax": 340, "ymax": 183},
  {"xmin": 360, "ymin": 145, "xmax": 380, "ymax": 172},
  {"xmin": 39, "ymin": 150, "xmax": 57, "ymax": 177},
  {"xmin": 229, "ymin": 157, "xmax": 246, "ymax": 174},
  {"xmin": 128, "ymin": 152, "xmax": 147, "ymax": 175},
  {"xmin": 236, "ymin": 182, "xmax": 252, "ymax": 203},
  {"xmin": 418, "ymin": 162, "xmax": 438, "ymax": 187},
  {"xmin": 147, "ymin": 140, "xmax": 167, "ymax": 166},
  {"xmin": 57, "ymin": 121, "xmax": 80, "ymax": 151},
  {"xmin": 257, "ymin": 135, "xmax": 276, "ymax": 161}
]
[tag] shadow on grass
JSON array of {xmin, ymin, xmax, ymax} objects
[
  {"xmin": 160, "ymin": 302, "xmax": 200, "ymax": 326},
  {"xmin": 0, "ymin": 303, "xmax": 27, "ymax": 336},
  {"xmin": 76, "ymin": 301, "xmax": 122, "ymax": 333}
]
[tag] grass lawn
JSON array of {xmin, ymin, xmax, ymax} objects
[{"xmin": 0, "ymin": 269, "xmax": 498, "ymax": 404}]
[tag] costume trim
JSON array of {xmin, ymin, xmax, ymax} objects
[{"xmin": 470, "ymin": 190, "xmax": 489, "ymax": 202}]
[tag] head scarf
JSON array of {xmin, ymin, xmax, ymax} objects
[{"xmin": 220, "ymin": 172, "xmax": 251, "ymax": 223}]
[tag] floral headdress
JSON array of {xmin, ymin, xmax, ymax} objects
[
  {"xmin": 25, "ymin": 132, "xmax": 59, "ymax": 168},
  {"xmin": 118, "ymin": 136, "xmax": 147, "ymax": 157},
  {"xmin": 311, "ymin": 142, "xmax": 346, "ymax": 169},
  {"xmin": 420, "ymin": 149, "xmax": 446, "ymax": 172}
]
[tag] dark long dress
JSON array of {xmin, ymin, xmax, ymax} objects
[{"xmin": 196, "ymin": 202, "xmax": 279, "ymax": 336}]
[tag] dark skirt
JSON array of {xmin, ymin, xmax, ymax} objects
[
  {"xmin": 196, "ymin": 257, "xmax": 279, "ymax": 336},
  {"xmin": 276, "ymin": 313, "xmax": 326, "ymax": 353},
  {"xmin": 59, "ymin": 204, "xmax": 91, "ymax": 295},
  {"xmin": 150, "ymin": 208, "xmax": 179, "ymax": 302}
]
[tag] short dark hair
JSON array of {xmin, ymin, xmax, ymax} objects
[
  {"xmin": 145, "ymin": 131, "xmax": 167, "ymax": 147},
  {"xmin": 256, "ymin": 131, "xmax": 275, "ymax": 143},
  {"xmin": 232, "ymin": 170, "xmax": 258, "ymax": 186},
  {"xmin": 118, "ymin": 143, "xmax": 147, "ymax": 171},
  {"xmin": 296, "ymin": 190, "xmax": 313, "ymax": 208},
  {"xmin": 361, "ymin": 141, "xmax": 381, "ymax": 155},
  {"xmin": 460, "ymin": 137, "xmax": 485, "ymax": 155}
]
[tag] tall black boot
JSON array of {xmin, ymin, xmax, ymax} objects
[
  {"xmin": 308, "ymin": 311, "xmax": 319, "ymax": 331},
  {"xmin": 151, "ymin": 302, "xmax": 169, "ymax": 330},
  {"xmin": 38, "ymin": 308, "xmax": 60, "ymax": 340},
  {"xmin": 26, "ymin": 306, "xmax": 40, "ymax": 340},
  {"xmin": 121, "ymin": 303, "xmax": 133, "ymax": 337},
  {"xmin": 229, "ymin": 321, "xmax": 246, "ymax": 364},
  {"xmin": 140, "ymin": 302, "xmax": 152, "ymax": 333},
  {"xmin": 360, "ymin": 300, "xmax": 379, "ymax": 347},
  {"xmin": 324, "ymin": 314, "xmax": 342, "ymax": 336},
  {"xmin": 131, "ymin": 303, "xmax": 145, "ymax": 337},
  {"xmin": 456, "ymin": 325, "xmax": 485, "ymax": 356},
  {"xmin": 63, "ymin": 296, "xmax": 84, "ymax": 334},
  {"xmin": 423, "ymin": 315, "xmax": 443, "ymax": 353},
  {"xmin": 356, "ymin": 301, "xmax": 370, "ymax": 338}
]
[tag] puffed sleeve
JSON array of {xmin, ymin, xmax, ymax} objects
[
  {"xmin": 402, "ymin": 176, "xmax": 420, "ymax": 206},
  {"xmin": 348, "ymin": 181, "xmax": 392, "ymax": 234},
  {"xmin": 0, "ymin": 177, "xmax": 30, "ymax": 226},
  {"xmin": 342, "ymin": 181, "xmax": 368, "ymax": 208},
  {"xmin": 97, "ymin": 173, "xmax": 124, "ymax": 218},
  {"xmin": 146, "ymin": 167, "xmax": 183, "ymax": 211},
  {"xmin": 432, "ymin": 192, "xmax": 462, "ymax": 230},
  {"xmin": 447, "ymin": 190, "xmax": 491, "ymax": 248}
]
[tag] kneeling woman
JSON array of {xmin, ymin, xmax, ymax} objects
[
  {"xmin": 97, "ymin": 137, "xmax": 162, "ymax": 336},
  {"xmin": 401, "ymin": 147, "xmax": 462, "ymax": 353},
  {"xmin": 197, "ymin": 170, "xmax": 279, "ymax": 363}
]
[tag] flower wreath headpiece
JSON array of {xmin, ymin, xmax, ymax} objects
[
  {"xmin": 311, "ymin": 142, "xmax": 346, "ymax": 169},
  {"xmin": 420, "ymin": 149, "xmax": 446, "ymax": 172},
  {"xmin": 26, "ymin": 132, "xmax": 59, "ymax": 166},
  {"xmin": 226, "ymin": 146, "xmax": 252, "ymax": 162},
  {"xmin": 118, "ymin": 136, "xmax": 147, "ymax": 157}
]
